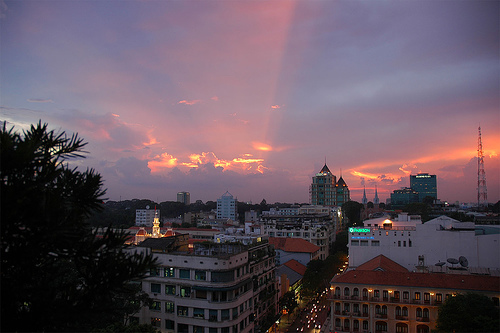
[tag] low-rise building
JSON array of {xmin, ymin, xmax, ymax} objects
[
  {"xmin": 269, "ymin": 237, "xmax": 320, "ymax": 267},
  {"xmin": 329, "ymin": 255, "xmax": 500, "ymax": 333},
  {"xmin": 348, "ymin": 214, "xmax": 500, "ymax": 271}
]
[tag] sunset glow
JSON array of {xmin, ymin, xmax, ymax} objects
[{"xmin": 1, "ymin": 1, "xmax": 498, "ymax": 204}]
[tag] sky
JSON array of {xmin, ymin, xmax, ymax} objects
[{"xmin": 1, "ymin": 0, "xmax": 499, "ymax": 205}]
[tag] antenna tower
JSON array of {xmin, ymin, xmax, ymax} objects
[{"xmin": 477, "ymin": 126, "xmax": 487, "ymax": 209}]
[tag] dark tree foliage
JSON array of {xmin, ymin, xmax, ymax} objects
[
  {"xmin": 279, "ymin": 291, "xmax": 298, "ymax": 314},
  {"xmin": 0, "ymin": 122, "xmax": 157, "ymax": 332},
  {"xmin": 301, "ymin": 252, "xmax": 347, "ymax": 297},
  {"xmin": 436, "ymin": 293, "xmax": 499, "ymax": 332},
  {"xmin": 342, "ymin": 201, "xmax": 364, "ymax": 226},
  {"xmin": 403, "ymin": 202, "xmax": 431, "ymax": 221}
]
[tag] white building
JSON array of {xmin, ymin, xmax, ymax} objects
[
  {"xmin": 217, "ymin": 191, "xmax": 237, "ymax": 221},
  {"xmin": 348, "ymin": 214, "xmax": 500, "ymax": 272},
  {"xmin": 131, "ymin": 236, "xmax": 277, "ymax": 333},
  {"xmin": 136, "ymin": 206, "xmax": 158, "ymax": 227}
]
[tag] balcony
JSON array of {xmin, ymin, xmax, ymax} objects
[
  {"xmin": 395, "ymin": 315, "xmax": 408, "ymax": 320},
  {"xmin": 375, "ymin": 313, "xmax": 388, "ymax": 319},
  {"xmin": 416, "ymin": 317, "xmax": 430, "ymax": 322},
  {"xmin": 412, "ymin": 299, "xmax": 421, "ymax": 304},
  {"xmin": 390, "ymin": 297, "xmax": 401, "ymax": 303}
]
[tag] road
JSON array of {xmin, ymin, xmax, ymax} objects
[{"xmin": 280, "ymin": 290, "xmax": 330, "ymax": 333}]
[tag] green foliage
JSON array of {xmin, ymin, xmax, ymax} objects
[
  {"xmin": 1, "ymin": 122, "xmax": 157, "ymax": 332},
  {"xmin": 301, "ymin": 252, "xmax": 347, "ymax": 297},
  {"xmin": 279, "ymin": 291, "xmax": 298, "ymax": 313},
  {"xmin": 93, "ymin": 322, "xmax": 159, "ymax": 333},
  {"xmin": 342, "ymin": 201, "xmax": 364, "ymax": 226},
  {"xmin": 436, "ymin": 293, "xmax": 500, "ymax": 332}
]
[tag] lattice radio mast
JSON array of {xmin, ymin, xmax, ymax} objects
[{"xmin": 477, "ymin": 126, "xmax": 487, "ymax": 209}]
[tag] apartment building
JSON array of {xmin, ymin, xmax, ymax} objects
[
  {"xmin": 329, "ymin": 255, "xmax": 500, "ymax": 333},
  {"xmin": 131, "ymin": 235, "xmax": 277, "ymax": 333}
]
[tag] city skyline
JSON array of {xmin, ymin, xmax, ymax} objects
[{"xmin": 1, "ymin": 1, "xmax": 499, "ymax": 205}]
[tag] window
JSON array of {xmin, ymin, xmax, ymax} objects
[
  {"xmin": 221, "ymin": 328, "xmax": 229, "ymax": 333},
  {"xmin": 179, "ymin": 269, "xmax": 190, "ymax": 279},
  {"xmin": 150, "ymin": 301, "xmax": 161, "ymax": 311},
  {"xmin": 232, "ymin": 307, "xmax": 238, "ymax": 320},
  {"xmin": 394, "ymin": 291, "xmax": 400, "ymax": 299},
  {"xmin": 165, "ymin": 301, "xmax": 174, "ymax": 313},
  {"xmin": 194, "ymin": 308, "xmax": 205, "ymax": 318},
  {"xmin": 376, "ymin": 321, "xmax": 387, "ymax": 332},
  {"xmin": 151, "ymin": 283, "xmax": 161, "ymax": 294},
  {"xmin": 353, "ymin": 288, "xmax": 359, "ymax": 296},
  {"xmin": 396, "ymin": 323, "xmax": 409, "ymax": 333},
  {"xmin": 362, "ymin": 304, "xmax": 368, "ymax": 315},
  {"xmin": 335, "ymin": 303, "xmax": 341, "ymax": 312},
  {"xmin": 221, "ymin": 309, "xmax": 230, "ymax": 320},
  {"xmin": 436, "ymin": 293, "xmax": 443, "ymax": 303},
  {"xmin": 372, "ymin": 240, "xmax": 380, "ymax": 246},
  {"xmin": 209, "ymin": 329, "xmax": 217, "ymax": 333},
  {"xmin": 402, "ymin": 307, "xmax": 408, "ymax": 316},
  {"xmin": 344, "ymin": 319, "xmax": 350, "ymax": 329},
  {"xmin": 423, "ymin": 308, "xmax": 429, "ymax": 318},
  {"xmin": 209, "ymin": 309, "xmax": 218, "ymax": 322},
  {"xmin": 344, "ymin": 303, "xmax": 350, "ymax": 312},
  {"xmin": 177, "ymin": 306, "xmax": 188, "ymax": 316},
  {"xmin": 416, "ymin": 308, "xmax": 422, "ymax": 317},
  {"xmin": 414, "ymin": 292, "xmax": 421, "ymax": 300},
  {"xmin": 383, "ymin": 290, "xmax": 389, "ymax": 300},
  {"xmin": 193, "ymin": 326, "xmax": 204, "ymax": 333},
  {"xmin": 403, "ymin": 291, "xmax": 409, "ymax": 299},
  {"xmin": 374, "ymin": 290, "xmax": 380, "ymax": 298},
  {"xmin": 381, "ymin": 305, "xmax": 387, "ymax": 315},
  {"xmin": 362, "ymin": 288, "xmax": 368, "ymax": 298},
  {"xmin": 360, "ymin": 240, "xmax": 369, "ymax": 246},
  {"xmin": 353, "ymin": 320, "xmax": 359, "ymax": 330},
  {"xmin": 165, "ymin": 319, "xmax": 175, "ymax": 330},
  {"xmin": 196, "ymin": 289, "xmax": 207, "ymax": 299},
  {"xmin": 335, "ymin": 287, "xmax": 341, "ymax": 297},
  {"xmin": 351, "ymin": 240, "xmax": 359, "ymax": 246},
  {"xmin": 353, "ymin": 303, "xmax": 359, "ymax": 313},
  {"xmin": 363, "ymin": 321, "xmax": 368, "ymax": 330},
  {"xmin": 151, "ymin": 317, "xmax": 161, "ymax": 327},
  {"xmin": 344, "ymin": 287, "xmax": 350, "ymax": 296},
  {"xmin": 178, "ymin": 323, "xmax": 189, "ymax": 333},
  {"xmin": 398, "ymin": 241, "xmax": 401, "ymax": 247},
  {"xmin": 165, "ymin": 284, "xmax": 175, "ymax": 295},
  {"xmin": 180, "ymin": 286, "xmax": 191, "ymax": 297},
  {"xmin": 164, "ymin": 267, "xmax": 175, "ymax": 277},
  {"xmin": 424, "ymin": 293, "xmax": 430, "ymax": 302},
  {"xmin": 150, "ymin": 267, "xmax": 160, "ymax": 276},
  {"xmin": 396, "ymin": 306, "xmax": 401, "ymax": 316}
]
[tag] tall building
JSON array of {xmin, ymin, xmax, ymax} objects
[
  {"xmin": 390, "ymin": 187, "xmax": 419, "ymax": 209},
  {"xmin": 311, "ymin": 163, "xmax": 349, "ymax": 206},
  {"xmin": 131, "ymin": 236, "xmax": 277, "ymax": 333},
  {"xmin": 136, "ymin": 206, "xmax": 158, "ymax": 227},
  {"xmin": 177, "ymin": 191, "xmax": 191, "ymax": 205},
  {"xmin": 410, "ymin": 173, "xmax": 437, "ymax": 202},
  {"xmin": 217, "ymin": 191, "xmax": 237, "ymax": 220}
]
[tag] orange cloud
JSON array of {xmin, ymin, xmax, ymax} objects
[
  {"xmin": 211, "ymin": 96, "xmax": 219, "ymax": 101},
  {"xmin": 178, "ymin": 99, "xmax": 201, "ymax": 105},
  {"xmin": 252, "ymin": 142, "xmax": 273, "ymax": 151},
  {"xmin": 271, "ymin": 105, "xmax": 281, "ymax": 109},
  {"xmin": 148, "ymin": 153, "xmax": 178, "ymax": 172}
]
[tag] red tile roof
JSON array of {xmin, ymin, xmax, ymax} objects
[
  {"xmin": 331, "ymin": 269, "xmax": 500, "ymax": 293},
  {"xmin": 356, "ymin": 254, "xmax": 409, "ymax": 272},
  {"xmin": 269, "ymin": 237, "xmax": 320, "ymax": 253},
  {"xmin": 283, "ymin": 259, "xmax": 307, "ymax": 276}
]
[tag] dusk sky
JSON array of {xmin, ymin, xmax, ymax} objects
[{"xmin": 2, "ymin": 1, "xmax": 499, "ymax": 205}]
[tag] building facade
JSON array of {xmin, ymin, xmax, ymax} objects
[
  {"xmin": 217, "ymin": 191, "xmax": 237, "ymax": 221},
  {"xmin": 410, "ymin": 174, "xmax": 437, "ymax": 202},
  {"xmin": 329, "ymin": 255, "xmax": 500, "ymax": 333},
  {"xmin": 348, "ymin": 214, "xmax": 500, "ymax": 271},
  {"xmin": 390, "ymin": 187, "xmax": 419, "ymax": 209},
  {"xmin": 131, "ymin": 237, "xmax": 277, "ymax": 333},
  {"xmin": 136, "ymin": 207, "xmax": 158, "ymax": 227},
  {"xmin": 177, "ymin": 192, "xmax": 191, "ymax": 205},
  {"xmin": 311, "ymin": 164, "xmax": 337, "ymax": 206}
]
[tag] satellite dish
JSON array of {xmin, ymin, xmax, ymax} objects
[
  {"xmin": 459, "ymin": 256, "xmax": 469, "ymax": 267},
  {"xmin": 447, "ymin": 258, "xmax": 459, "ymax": 265},
  {"xmin": 435, "ymin": 262, "xmax": 446, "ymax": 266}
]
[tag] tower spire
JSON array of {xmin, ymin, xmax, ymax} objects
[
  {"xmin": 374, "ymin": 185, "xmax": 380, "ymax": 205},
  {"xmin": 477, "ymin": 126, "xmax": 487, "ymax": 209},
  {"xmin": 362, "ymin": 186, "xmax": 367, "ymax": 205}
]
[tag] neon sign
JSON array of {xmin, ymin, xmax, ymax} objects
[{"xmin": 349, "ymin": 227, "xmax": 370, "ymax": 233}]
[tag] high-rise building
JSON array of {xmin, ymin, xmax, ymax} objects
[
  {"xmin": 177, "ymin": 191, "xmax": 191, "ymax": 205},
  {"xmin": 410, "ymin": 173, "xmax": 437, "ymax": 202},
  {"xmin": 136, "ymin": 206, "xmax": 158, "ymax": 227},
  {"xmin": 310, "ymin": 163, "xmax": 350, "ymax": 206},
  {"xmin": 217, "ymin": 191, "xmax": 237, "ymax": 220},
  {"xmin": 390, "ymin": 187, "xmax": 419, "ymax": 209}
]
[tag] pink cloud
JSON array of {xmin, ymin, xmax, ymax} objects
[{"xmin": 178, "ymin": 99, "xmax": 201, "ymax": 105}]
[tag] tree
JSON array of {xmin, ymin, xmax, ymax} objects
[
  {"xmin": 403, "ymin": 202, "xmax": 431, "ymax": 221},
  {"xmin": 1, "ymin": 122, "xmax": 157, "ymax": 332},
  {"xmin": 342, "ymin": 201, "xmax": 364, "ymax": 226},
  {"xmin": 279, "ymin": 291, "xmax": 298, "ymax": 315},
  {"xmin": 436, "ymin": 293, "xmax": 499, "ymax": 332}
]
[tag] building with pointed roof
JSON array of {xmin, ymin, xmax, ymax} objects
[
  {"xmin": 310, "ymin": 163, "xmax": 350, "ymax": 207},
  {"xmin": 269, "ymin": 237, "xmax": 320, "ymax": 266},
  {"xmin": 217, "ymin": 191, "xmax": 237, "ymax": 221}
]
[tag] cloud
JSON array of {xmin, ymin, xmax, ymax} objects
[
  {"xmin": 211, "ymin": 96, "xmax": 219, "ymax": 101},
  {"xmin": 271, "ymin": 105, "xmax": 281, "ymax": 109},
  {"xmin": 252, "ymin": 142, "xmax": 273, "ymax": 151},
  {"xmin": 178, "ymin": 99, "xmax": 201, "ymax": 105},
  {"xmin": 27, "ymin": 98, "xmax": 54, "ymax": 103},
  {"xmin": 148, "ymin": 153, "xmax": 178, "ymax": 172}
]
